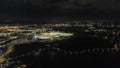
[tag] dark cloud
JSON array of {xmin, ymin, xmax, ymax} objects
[
  {"xmin": 0, "ymin": 0, "xmax": 120, "ymax": 15},
  {"xmin": 0, "ymin": 0, "xmax": 120, "ymax": 10},
  {"xmin": 30, "ymin": 0, "xmax": 120, "ymax": 10},
  {"xmin": 0, "ymin": 0, "xmax": 120, "ymax": 22}
]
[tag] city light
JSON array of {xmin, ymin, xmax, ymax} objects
[
  {"xmin": 35, "ymin": 31, "xmax": 73, "ymax": 40},
  {"xmin": 0, "ymin": 23, "xmax": 119, "ymax": 68}
]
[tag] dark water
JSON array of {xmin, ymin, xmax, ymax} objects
[
  {"xmin": 18, "ymin": 52, "xmax": 120, "ymax": 68},
  {"xmin": 58, "ymin": 35, "xmax": 113, "ymax": 51},
  {"xmin": 15, "ymin": 36, "xmax": 118, "ymax": 68}
]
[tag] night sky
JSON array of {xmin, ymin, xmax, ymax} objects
[
  {"xmin": 31, "ymin": 0, "xmax": 120, "ymax": 10},
  {"xmin": 0, "ymin": 0, "xmax": 120, "ymax": 11},
  {"xmin": 0, "ymin": 0, "xmax": 120, "ymax": 23}
]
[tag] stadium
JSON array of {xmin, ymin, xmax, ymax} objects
[{"xmin": 34, "ymin": 31, "xmax": 73, "ymax": 40}]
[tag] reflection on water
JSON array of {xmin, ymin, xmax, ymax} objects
[
  {"xmin": 7, "ymin": 35, "xmax": 119, "ymax": 68},
  {"xmin": 18, "ymin": 50, "xmax": 120, "ymax": 68}
]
